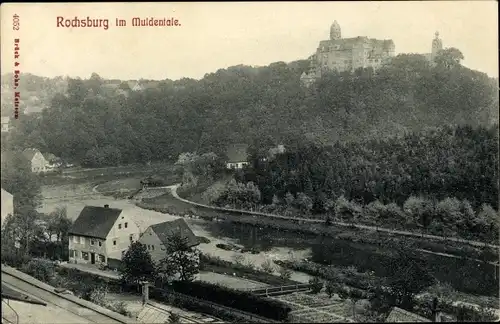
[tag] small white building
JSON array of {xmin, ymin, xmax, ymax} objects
[
  {"xmin": 1, "ymin": 188, "xmax": 14, "ymax": 228},
  {"xmin": 225, "ymin": 144, "xmax": 249, "ymax": 169},
  {"xmin": 1, "ymin": 116, "xmax": 10, "ymax": 132},
  {"xmin": 22, "ymin": 148, "xmax": 49, "ymax": 173},
  {"xmin": 68, "ymin": 204, "xmax": 141, "ymax": 266}
]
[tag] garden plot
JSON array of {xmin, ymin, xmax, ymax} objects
[
  {"xmin": 291, "ymin": 311, "xmax": 349, "ymax": 323},
  {"xmin": 275, "ymin": 292, "xmax": 338, "ymax": 308},
  {"xmin": 272, "ymin": 292, "xmax": 353, "ymax": 323}
]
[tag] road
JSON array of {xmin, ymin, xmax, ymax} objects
[
  {"xmin": 1, "ymin": 266, "xmax": 136, "ymax": 324},
  {"xmin": 171, "ymin": 185, "xmax": 499, "ymax": 250}
]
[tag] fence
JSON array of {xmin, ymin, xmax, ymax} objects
[
  {"xmin": 246, "ymin": 284, "xmax": 312, "ymax": 296},
  {"xmin": 149, "ymin": 286, "xmax": 280, "ymax": 323}
]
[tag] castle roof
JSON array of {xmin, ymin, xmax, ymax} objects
[{"xmin": 319, "ymin": 37, "xmax": 394, "ymax": 51}]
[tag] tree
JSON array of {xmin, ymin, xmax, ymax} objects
[
  {"xmin": 1, "ymin": 151, "xmax": 42, "ymax": 212},
  {"xmin": 3, "ymin": 208, "xmax": 43, "ymax": 256},
  {"xmin": 295, "ymin": 192, "xmax": 313, "ymax": 215},
  {"xmin": 278, "ymin": 267, "xmax": 292, "ymax": 281},
  {"xmin": 231, "ymin": 253, "xmax": 245, "ymax": 265},
  {"xmin": 167, "ymin": 312, "xmax": 181, "ymax": 323},
  {"xmin": 261, "ymin": 259, "xmax": 275, "ymax": 274},
  {"xmin": 334, "ymin": 196, "xmax": 361, "ymax": 224},
  {"xmin": 47, "ymin": 206, "xmax": 72, "ymax": 242},
  {"xmin": 476, "ymin": 204, "xmax": 499, "ymax": 242},
  {"xmin": 403, "ymin": 196, "xmax": 434, "ymax": 233},
  {"xmin": 384, "ymin": 243, "xmax": 435, "ymax": 310},
  {"xmin": 159, "ymin": 232, "xmax": 200, "ymax": 282},
  {"xmin": 436, "ymin": 197, "xmax": 464, "ymax": 236},
  {"xmin": 309, "ymin": 277, "xmax": 323, "ymax": 294},
  {"xmin": 325, "ymin": 280, "xmax": 339, "ymax": 298},
  {"xmin": 20, "ymin": 259, "xmax": 55, "ymax": 282},
  {"xmin": 121, "ymin": 241, "xmax": 157, "ymax": 286},
  {"xmin": 434, "ymin": 47, "xmax": 464, "ymax": 69}
]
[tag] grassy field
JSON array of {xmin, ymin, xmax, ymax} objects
[
  {"xmin": 94, "ymin": 178, "xmax": 142, "ymax": 193},
  {"xmin": 40, "ymin": 162, "xmax": 177, "ymax": 187}
]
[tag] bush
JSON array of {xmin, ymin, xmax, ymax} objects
[
  {"xmin": 21, "ymin": 259, "xmax": 55, "ymax": 282},
  {"xmin": 261, "ymin": 259, "xmax": 275, "ymax": 274},
  {"xmin": 325, "ymin": 281, "xmax": 339, "ymax": 298},
  {"xmin": 167, "ymin": 280, "xmax": 292, "ymax": 321},
  {"xmin": 150, "ymin": 288, "xmax": 245, "ymax": 322},
  {"xmin": 108, "ymin": 301, "xmax": 132, "ymax": 317},
  {"xmin": 196, "ymin": 236, "xmax": 211, "ymax": 244},
  {"xmin": 1, "ymin": 250, "xmax": 31, "ymax": 268},
  {"xmin": 199, "ymin": 254, "xmax": 297, "ymax": 286},
  {"xmin": 309, "ymin": 277, "xmax": 323, "ymax": 294}
]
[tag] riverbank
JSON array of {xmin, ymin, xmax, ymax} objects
[
  {"xmin": 132, "ymin": 186, "xmax": 499, "ymax": 297},
  {"xmin": 137, "ymin": 187, "xmax": 498, "ymax": 266},
  {"xmin": 175, "ymin": 184, "xmax": 499, "ymax": 250}
]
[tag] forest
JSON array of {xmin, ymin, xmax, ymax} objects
[
  {"xmin": 222, "ymin": 124, "xmax": 498, "ymax": 242},
  {"xmin": 3, "ymin": 48, "xmax": 498, "ymax": 168}
]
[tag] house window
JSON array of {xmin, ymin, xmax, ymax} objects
[
  {"xmin": 73, "ymin": 236, "xmax": 78, "ymax": 243},
  {"xmin": 80, "ymin": 237, "xmax": 85, "ymax": 244},
  {"xmin": 124, "ymin": 222, "xmax": 128, "ymax": 228},
  {"xmin": 90, "ymin": 239, "xmax": 95, "ymax": 246},
  {"xmin": 82, "ymin": 252, "xmax": 89, "ymax": 260},
  {"xmin": 69, "ymin": 250, "xmax": 75, "ymax": 258},
  {"xmin": 98, "ymin": 241, "xmax": 102, "ymax": 247},
  {"xmin": 118, "ymin": 224, "xmax": 122, "ymax": 229},
  {"xmin": 74, "ymin": 250, "xmax": 80, "ymax": 258},
  {"xmin": 99, "ymin": 254, "xmax": 105, "ymax": 263},
  {"xmin": 113, "ymin": 240, "xmax": 117, "ymax": 246},
  {"xmin": 151, "ymin": 245, "xmax": 155, "ymax": 251},
  {"xmin": 129, "ymin": 234, "xmax": 134, "ymax": 242}
]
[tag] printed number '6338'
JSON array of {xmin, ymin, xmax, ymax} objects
[{"xmin": 13, "ymin": 14, "xmax": 20, "ymax": 30}]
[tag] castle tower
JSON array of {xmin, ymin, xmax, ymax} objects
[
  {"xmin": 330, "ymin": 20, "xmax": 341, "ymax": 40},
  {"xmin": 431, "ymin": 31, "xmax": 443, "ymax": 61}
]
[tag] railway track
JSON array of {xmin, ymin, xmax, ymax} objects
[{"xmin": 1, "ymin": 267, "xmax": 136, "ymax": 324}]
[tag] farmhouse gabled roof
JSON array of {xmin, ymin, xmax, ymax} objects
[
  {"xmin": 226, "ymin": 144, "xmax": 249, "ymax": 163},
  {"xmin": 22, "ymin": 148, "xmax": 42, "ymax": 161},
  {"xmin": 149, "ymin": 218, "xmax": 199, "ymax": 248},
  {"xmin": 69, "ymin": 205, "xmax": 123, "ymax": 239}
]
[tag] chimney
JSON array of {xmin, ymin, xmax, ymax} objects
[
  {"xmin": 141, "ymin": 281, "xmax": 150, "ymax": 305},
  {"xmin": 431, "ymin": 297, "xmax": 441, "ymax": 322},
  {"xmin": 104, "ymin": 204, "xmax": 109, "ymax": 208}
]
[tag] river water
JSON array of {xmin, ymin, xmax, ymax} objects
[{"xmin": 39, "ymin": 183, "xmax": 498, "ymax": 297}]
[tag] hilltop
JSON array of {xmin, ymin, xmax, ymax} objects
[{"xmin": 3, "ymin": 51, "xmax": 498, "ymax": 167}]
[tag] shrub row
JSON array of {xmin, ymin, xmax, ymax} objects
[
  {"xmin": 166, "ymin": 280, "xmax": 292, "ymax": 321},
  {"xmin": 275, "ymin": 260, "xmax": 379, "ymax": 292},
  {"xmin": 413, "ymin": 297, "xmax": 498, "ymax": 322},
  {"xmin": 200, "ymin": 254, "xmax": 297, "ymax": 286},
  {"xmin": 150, "ymin": 287, "xmax": 253, "ymax": 323}
]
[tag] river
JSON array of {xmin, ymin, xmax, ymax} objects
[{"xmin": 39, "ymin": 183, "xmax": 498, "ymax": 297}]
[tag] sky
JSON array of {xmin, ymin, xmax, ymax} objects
[{"xmin": 1, "ymin": 1, "xmax": 498, "ymax": 80}]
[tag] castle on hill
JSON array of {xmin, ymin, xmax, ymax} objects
[{"xmin": 300, "ymin": 21, "xmax": 444, "ymax": 87}]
